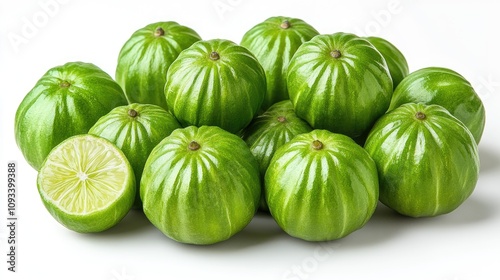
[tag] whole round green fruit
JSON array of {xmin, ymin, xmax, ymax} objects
[
  {"xmin": 164, "ymin": 39, "xmax": 266, "ymax": 134},
  {"xmin": 364, "ymin": 103, "xmax": 479, "ymax": 217},
  {"xmin": 265, "ymin": 130, "xmax": 379, "ymax": 241},
  {"xmin": 116, "ymin": 21, "xmax": 201, "ymax": 109},
  {"xmin": 287, "ymin": 32, "xmax": 393, "ymax": 138},
  {"xmin": 15, "ymin": 62, "xmax": 127, "ymax": 170},
  {"xmin": 141, "ymin": 126, "xmax": 261, "ymax": 245},
  {"xmin": 241, "ymin": 16, "xmax": 319, "ymax": 110},
  {"xmin": 390, "ymin": 67, "xmax": 485, "ymax": 143}
]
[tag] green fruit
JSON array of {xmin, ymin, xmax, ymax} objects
[
  {"xmin": 116, "ymin": 21, "xmax": 201, "ymax": 109},
  {"xmin": 141, "ymin": 126, "xmax": 261, "ymax": 244},
  {"xmin": 164, "ymin": 39, "xmax": 266, "ymax": 133},
  {"xmin": 242, "ymin": 100, "xmax": 313, "ymax": 210},
  {"xmin": 37, "ymin": 134, "xmax": 136, "ymax": 233},
  {"xmin": 265, "ymin": 130, "xmax": 379, "ymax": 241},
  {"xmin": 364, "ymin": 103, "xmax": 479, "ymax": 217},
  {"xmin": 287, "ymin": 32, "xmax": 393, "ymax": 138},
  {"xmin": 389, "ymin": 67, "xmax": 486, "ymax": 143},
  {"xmin": 15, "ymin": 62, "xmax": 127, "ymax": 170},
  {"xmin": 88, "ymin": 103, "xmax": 181, "ymax": 208},
  {"xmin": 241, "ymin": 16, "xmax": 319, "ymax": 110},
  {"xmin": 365, "ymin": 36, "xmax": 409, "ymax": 89}
]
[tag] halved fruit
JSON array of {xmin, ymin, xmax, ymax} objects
[{"xmin": 37, "ymin": 134, "xmax": 136, "ymax": 233}]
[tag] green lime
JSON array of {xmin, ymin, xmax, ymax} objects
[{"xmin": 37, "ymin": 134, "xmax": 136, "ymax": 233}]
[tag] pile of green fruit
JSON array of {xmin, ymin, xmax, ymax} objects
[{"xmin": 15, "ymin": 17, "xmax": 485, "ymax": 244}]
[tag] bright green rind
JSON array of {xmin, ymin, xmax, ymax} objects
[
  {"xmin": 141, "ymin": 126, "xmax": 261, "ymax": 245},
  {"xmin": 287, "ymin": 32, "xmax": 393, "ymax": 138},
  {"xmin": 37, "ymin": 135, "xmax": 136, "ymax": 233},
  {"xmin": 265, "ymin": 130, "xmax": 379, "ymax": 241},
  {"xmin": 116, "ymin": 21, "xmax": 201, "ymax": 109},
  {"xmin": 241, "ymin": 16, "xmax": 319, "ymax": 110},
  {"xmin": 88, "ymin": 103, "xmax": 181, "ymax": 207},
  {"xmin": 364, "ymin": 103, "xmax": 479, "ymax": 217},
  {"xmin": 365, "ymin": 36, "xmax": 409, "ymax": 89},
  {"xmin": 165, "ymin": 39, "xmax": 266, "ymax": 133},
  {"xmin": 390, "ymin": 67, "xmax": 486, "ymax": 143},
  {"xmin": 15, "ymin": 62, "xmax": 127, "ymax": 170},
  {"xmin": 242, "ymin": 100, "xmax": 313, "ymax": 210}
]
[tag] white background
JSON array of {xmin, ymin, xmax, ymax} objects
[{"xmin": 1, "ymin": 0, "xmax": 499, "ymax": 279}]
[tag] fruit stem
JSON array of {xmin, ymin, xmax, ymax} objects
[
  {"xmin": 277, "ymin": 116, "xmax": 287, "ymax": 123},
  {"xmin": 330, "ymin": 50, "xmax": 341, "ymax": 58},
  {"xmin": 209, "ymin": 51, "xmax": 220, "ymax": 61},
  {"xmin": 188, "ymin": 141, "xmax": 201, "ymax": 151},
  {"xmin": 280, "ymin": 20, "xmax": 291, "ymax": 29},
  {"xmin": 60, "ymin": 81, "xmax": 71, "ymax": 88},
  {"xmin": 312, "ymin": 140, "xmax": 324, "ymax": 150},
  {"xmin": 415, "ymin": 111, "xmax": 426, "ymax": 120},
  {"xmin": 128, "ymin": 109, "xmax": 138, "ymax": 118},
  {"xmin": 154, "ymin": 27, "xmax": 165, "ymax": 37}
]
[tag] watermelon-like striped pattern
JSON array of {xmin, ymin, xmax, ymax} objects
[
  {"xmin": 389, "ymin": 67, "xmax": 486, "ymax": 143},
  {"xmin": 165, "ymin": 39, "xmax": 266, "ymax": 133},
  {"xmin": 265, "ymin": 129, "xmax": 379, "ymax": 241},
  {"xmin": 15, "ymin": 62, "xmax": 127, "ymax": 170},
  {"xmin": 364, "ymin": 103, "xmax": 479, "ymax": 217},
  {"xmin": 288, "ymin": 32, "xmax": 393, "ymax": 138},
  {"xmin": 241, "ymin": 16, "xmax": 319, "ymax": 110},
  {"xmin": 89, "ymin": 103, "xmax": 181, "ymax": 207},
  {"xmin": 141, "ymin": 126, "xmax": 261, "ymax": 245},
  {"xmin": 116, "ymin": 21, "xmax": 201, "ymax": 109}
]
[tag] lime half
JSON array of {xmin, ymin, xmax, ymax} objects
[{"xmin": 37, "ymin": 134, "xmax": 136, "ymax": 233}]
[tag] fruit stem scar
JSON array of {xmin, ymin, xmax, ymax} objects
[
  {"xmin": 280, "ymin": 20, "xmax": 291, "ymax": 29},
  {"xmin": 154, "ymin": 27, "xmax": 165, "ymax": 37},
  {"xmin": 415, "ymin": 111, "xmax": 426, "ymax": 120},
  {"xmin": 128, "ymin": 109, "xmax": 138, "ymax": 118},
  {"xmin": 188, "ymin": 141, "xmax": 201, "ymax": 151},
  {"xmin": 60, "ymin": 81, "xmax": 71, "ymax": 88},
  {"xmin": 312, "ymin": 140, "xmax": 324, "ymax": 150},
  {"xmin": 330, "ymin": 50, "xmax": 341, "ymax": 58},
  {"xmin": 277, "ymin": 116, "xmax": 287, "ymax": 123},
  {"xmin": 209, "ymin": 51, "xmax": 220, "ymax": 61}
]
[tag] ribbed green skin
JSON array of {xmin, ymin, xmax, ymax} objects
[
  {"xmin": 364, "ymin": 103, "xmax": 479, "ymax": 217},
  {"xmin": 241, "ymin": 16, "xmax": 319, "ymax": 110},
  {"xmin": 164, "ymin": 39, "xmax": 266, "ymax": 134},
  {"xmin": 88, "ymin": 103, "xmax": 181, "ymax": 207},
  {"xmin": 365, "ymin": 36, "xmax": 409, "ymax": 90},
  {"xmin": 287, "ymin": 33, "xmax": 393, "ymax": 138},
  {"xmin": 390, "ymin": 67, "xmax": 486, "ymax": 143},
  {"xmin": 116, "ymin": 21, "xmax": 201, "ymax": 109},
  {"xmin": 265, "ymin": 130, "xmax": 379, "ymax": 241},
  {"xmin": 141, "ymin": 126, "xmax": 261, "ymax": 245},
  {"xmin": 15, "ymin": 62, "xmax": 127, "ymax": 170},
  {"xmin": 242, "ymin": 100, "xmax": 312, "ymax": 210}
]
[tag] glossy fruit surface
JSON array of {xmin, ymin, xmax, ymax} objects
[
  {"xmin": 265, "ymin": 130, "xmax": 379, "ymax": 241},
  {"xmin": 365, "ymin": 36, "xmax": 409, "ymax": 89},
  {"xmin": 37, "ymin": 134, "xmax": 135, "ymax": 233},
  {"xmin": 88, "ymin": 103, "xmax": 181, "ymax": 207},
  {"xmin": 141, "ymin": 126, "xmax": 261, "ymax": 244},
  {"xmin": 15, "ymin": 62, "xmax": 127, "ymax": 170},
  {"xmin": 116, "ymin": 21, "xmax": 201, "ymax": 109},
  {"xmin": 364, "ymin": 103, "xmax": 479, "ymax": 217},
  {"xmin": 242, "ymin": 100, "xmax": 313, "ymax": 210},
  {"xmin": 164, "ymin": 39, "xmax": 266, "ymax": 133},
  {"xmin": 390, "ymin": 67, "xmax": 485, "ymax": 143},
  {"xmin": 241, "ymin": 16, "xmax": 319, "ymax": 110},
  {"xmin": 287, "ymin": 32, "xmax": 393, "ymax": 138}
]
